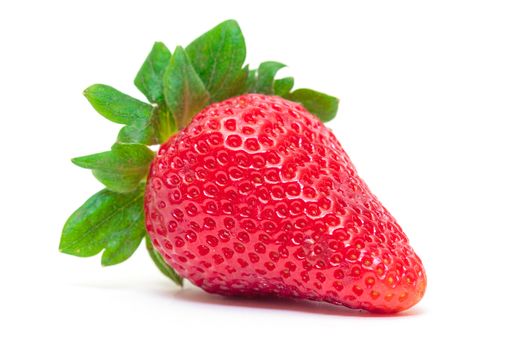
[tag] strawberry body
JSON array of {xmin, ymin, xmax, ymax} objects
[{"xmin": 144, "ymin": 94, "xmax": 426, "ymax": 313}]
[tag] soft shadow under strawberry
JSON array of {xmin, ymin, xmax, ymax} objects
[{"xmin": 160, "ymin": 287, "xmax": 425, "ymax": 318}]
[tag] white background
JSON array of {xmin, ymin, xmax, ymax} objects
[{"xmin": 1, "ymin": 0, "xmax": 524, "ymax": 349}]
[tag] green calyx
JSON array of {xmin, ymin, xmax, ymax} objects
[{"xmin": 60, "ymin": 19, "xmax": 339, "ymax": 285}]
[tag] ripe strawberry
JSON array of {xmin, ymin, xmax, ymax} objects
[
  {"xmin": 144, "ymin": 94, "xmax": 426, "ymax": 313},
  {"xmin": 61, "ymin": 20, "xmax": 426, "ymax": 314}
]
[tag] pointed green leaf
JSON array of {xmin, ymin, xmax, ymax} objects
[
  {"xmin": 255, "ymin": 61, "xmax": 286, "ymax": 94},
  {"xmin": 286, "ymin": 88, "xmax": 339, "ymax": 122},
  {"xmin": 134, "ymin": 42, "xmax": 172, "ymax": 103},
  {"xmin": 186, "ymin": 20, "xmax": 247, "ymax": 101},
  {"xmin": 84, "ymin": 84, "xmax": 153, "ymax": 125},
  {"xmin": 274, "ymin": 77, "xmax": 294, "ymax": 96},
  {"xmin": 164, "ymin": 46, "xmax": 210, "ymax": 129},
  {"xmin": 60, "ymin": 186, "xmax": 146, "ymax": 266},
  {"xmin": 145, "ymin": 236, "xmax": 184, "ymax": 286},
  {"xmin": 83, "ymin": 83, "xmax": 161, "ymax": 145},
  {"xmin": 72, "ymin": 143, "xmax": 154, "ymax": 193}
]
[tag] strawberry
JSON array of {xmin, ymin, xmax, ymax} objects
[
  {"xmin": 144, "ymin": 94, "xmax": 426, "ymax": 313},
  {"xmin": 60, "ymin": 20, "xmax": 426, "ymax": 313}
]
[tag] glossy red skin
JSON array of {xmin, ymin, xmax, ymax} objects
[{"xmin": 145, "ymin": 94, "xmax": 426, "ymax": 313}]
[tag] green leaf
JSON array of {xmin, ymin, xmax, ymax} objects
[
  {"xmin": 164, "ymin": 46, "xmax": 210, "ymax": 129},
  {"xmin": 255, "ymin": 61, "xmax": 286, "ymax": 94},
  {"xmin": 84, "ymin": 84, "xmax": 153, "ymax": 125},
  {"xmin": 72, "ymin": 143, "xmax": 154, "ymax": 193},
  {"xmin": 286, "ymin": 88, "xmax": 339, "ymax": 122},
  {"xmin": 145, "ymin": 236, "xmax": 184, "ymax": 286},
  {"xmin": 83, "ymin": 84, "xmax": 160, "ymax": 145},
  {"xmin": 274, "ymin": 77, "xmax": 294, "ymax": 96},
  {"xmin": 186, "ymin": 19, "xmax": 247, "ymax": 101},
  {"xmin": 60, "ymin": 186, "xmax": 146, "ymax": 266},
  {"xmin": 134, "ymin": 42, "xmax": 172, "ymax": 103}
]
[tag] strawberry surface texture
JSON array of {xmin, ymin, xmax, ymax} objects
[{"xmin": 144, "ymin": 94, "xmax": 426, "ymax": 313}]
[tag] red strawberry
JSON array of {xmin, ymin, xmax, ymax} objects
[
  {"xmin": 144, "ymin": 94, "xmax": 426, "ymax": 313},
  {"xmin": 61, "ymin": 20, "xmax": 426, "ymax": 314}
]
